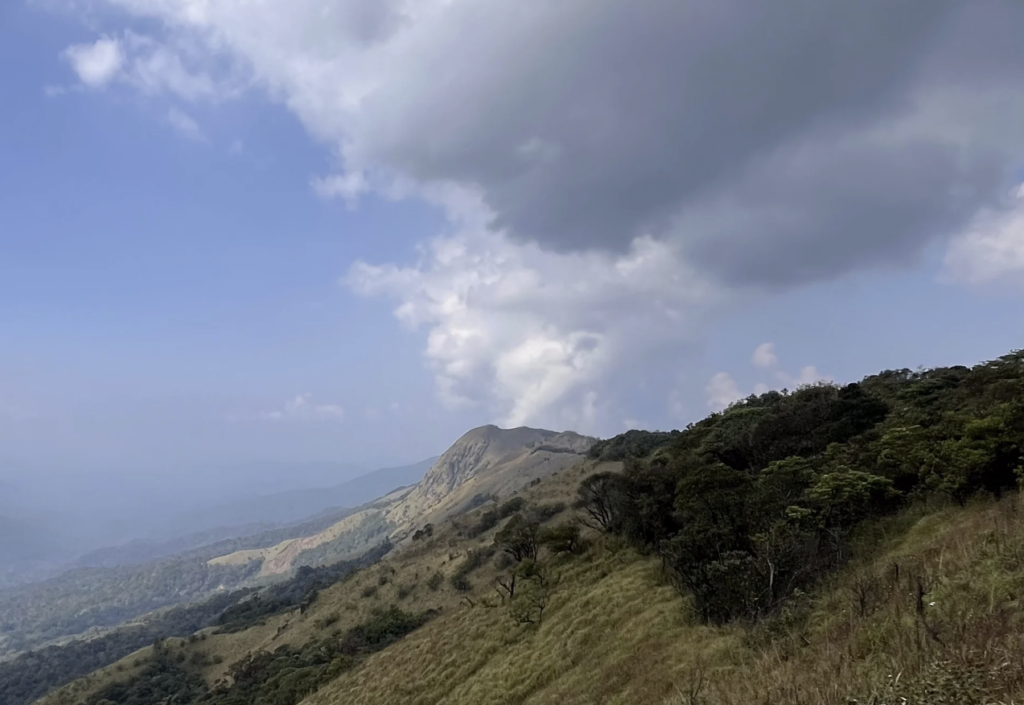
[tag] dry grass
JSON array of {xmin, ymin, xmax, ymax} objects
[
  {"xmin": 305, "ymin": 544, "xmax": 737, "ymax": 705},
  {"xmin": 298, "ymin": 495, "xmax": 1024, "ymax": 705}
]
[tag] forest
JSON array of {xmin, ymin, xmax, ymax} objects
[{"xmin": 576, "ymin": 351, "xmax": 1024, "ymax": 623}]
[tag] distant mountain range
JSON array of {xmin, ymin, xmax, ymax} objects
[{"xmin": 0, "ymin": 457, "xmax": 438, "ymax": 587}]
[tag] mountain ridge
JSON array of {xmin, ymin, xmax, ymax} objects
[{"xmin": 206, "ymin": 425, "xmax": 597, "ymax": 576}]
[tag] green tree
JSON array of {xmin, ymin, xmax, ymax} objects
[{"xmin": 494, "ymin": 514, "xmax": 539, "ymax": 563}]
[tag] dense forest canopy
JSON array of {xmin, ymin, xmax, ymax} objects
[{"xmin": 576, "ymin": 351, "xmax": 1024, "ymax": 622}]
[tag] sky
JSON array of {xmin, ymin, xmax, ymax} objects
[{"xmin": 2, "ymin": 0, "xmax": 1024, "ymax": 499}]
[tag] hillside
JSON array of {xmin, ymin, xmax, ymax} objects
[
  {"xmin": 15, "ymin": 350, "xmax": 1024, "ymax": 705},
  {"xmin": 206, "ymin": 427, "xmax": 595, "ymax": 577}
]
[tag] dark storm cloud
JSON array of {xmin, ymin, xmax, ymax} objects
[{"xmin": 353, "ymin": 0, "xmax": 1023, "ymax": 285}]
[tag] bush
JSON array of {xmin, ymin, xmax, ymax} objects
[
  {"xmin": 530, "ymin": 502, "xmax": 566, "ymax": 523},
  {"xmin": 467, "ymin": 508, "xmax": 501, "ymax": 537},
  {"xmin": 538, "ymin": 523, "xmax": 582, "ymax": 554},
  {"xmin": 361, "ymin": 585, "xmax": 378, "ymax": 599},
  {"xmin": 426, "ymin": 572, "xmax": 444, "ymax": 591},
  {"xmin": 498, "ymin": 497, "xmax": 527, "ymax": 518}
]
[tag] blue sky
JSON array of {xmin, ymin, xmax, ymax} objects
[{"xmin": 2, "ymin": 0, "xmax": 1023, "ymax": 498}]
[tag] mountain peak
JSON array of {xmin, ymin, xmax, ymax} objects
[{"xmin": 385, "ymin": 425, "xmax": 596, "ymax": 533}]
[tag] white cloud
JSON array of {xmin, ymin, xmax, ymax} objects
[
  {"xmin": 348, "ymin": 219, "xmax": 723, "ymax": 434},
  {"xmin": 942, "ymin": 183, "xmax": 1024, "ymax": 287},
  {"xmin": 706, "ymin": 372, "xmax": 743, "ymax": 412},
  {"xmin": 63, "ymin": 31, "xmax": 239, "ymax": 101},
  {"xmin": 311, "ymin": 171, "xmax": 369, "ymax": 208},
  {"xmin": 63, "ymin": 37, "xmax": 124, "ymax": 88},
  {"xmin": 257, "ymin": 394, "xmax": 344, "ymax": 422},
  {"xmin": 166, "ymin": 107, "xmax": 204, "ymax": 140},
  {"xmin": 752, "ymin": 342, "xmax": 778, "ymax": 369}
]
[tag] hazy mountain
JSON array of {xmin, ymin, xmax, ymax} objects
[
  {"xmin": 0, "ymin": 458, "xmax": 435, "ymax": 587},
  {"xmin": 208, "ymin": 426, "xmax": 596, "ymax": 576}
]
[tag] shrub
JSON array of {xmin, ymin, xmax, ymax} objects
[
  {"xmin": 468, "ymin": 508, "xmax": 501, "ymax": 537},
  {"xmin": 530, "ymin": 502, "xmax": 566, "ymax": 523},
  {"xmin": 426, "ymin": 572, "xmax": 444, "ymax": 591},
  {"xmin": 498, "ymin": 497, "xmax": 527, "ymax": 518},
  {"xmin": 538, "ymin": 523, "xmax": 582, "ymax": 554}
]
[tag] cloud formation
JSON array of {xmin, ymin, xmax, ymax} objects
[
  {"xmin": 63, "ymin": 37, "xmax": 124, "ymax": 88},
  {"xmin": 64, "ymin": 0, "xmax": 1024, "ymax": 429},
  {"xmin": 348, "ymin": 226, "xmax": 722, "ymax": 431},
  {"xmin": 752, "ymin": 343, "xmax": 778, "ymax": 369},
  {"xmin": 706, "ymin": 373, "xmax": 743, "ymax": 413},
  {"xmin": 63, "ymin": 31, "xmax": 238, "ymax": 100},
  {"xmin": 942, "ymin": 183, "xmax": 1024, "ymax": 287}
]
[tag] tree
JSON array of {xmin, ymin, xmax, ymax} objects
[
  {"xmin": 575, "ymin": 472, "xmax": 625, "ymax": 531},
  {"xmin": 494, "ymin": 514, "xmax": 539, "ymax": 563},
  {"xmin": 538, "ymin": 523, "xmax": 582, "ymax": 555},
  {"xmin": 805, "ymin": 468, "xmax": 898, "ymax": 529}
]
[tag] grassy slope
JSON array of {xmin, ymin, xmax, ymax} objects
[
  {"xmin": 34, "ymin": 461, "xmax": 613, "ymax": 705},
  {"xmin": 35, "ymin": 465, "xmax": 1024, "ymax": 705},
  {"xmin": 207, "ymin": 486, "xmax": 414, "ymax": 576},
  {"xmin": 306, "ymin": 496, "xmax": 1024, "ymax": 705}
]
